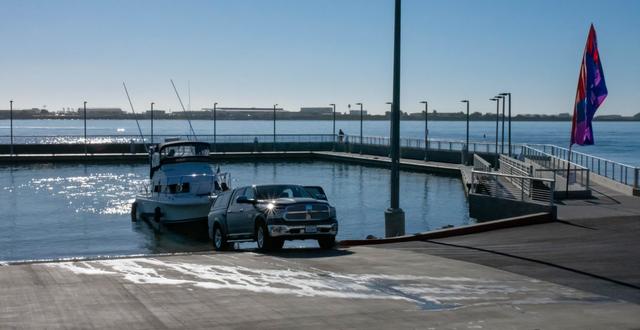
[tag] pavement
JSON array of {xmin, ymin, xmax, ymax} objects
[{"xmin": 1, "ymin": 240, "xmax": 639, "ymax": 329}]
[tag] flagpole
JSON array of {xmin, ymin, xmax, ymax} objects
[
  {"xmin": 567, "ymin": 26, "xmax": 589, "ymax": 199},
  {"xmin": 566, "ymin": 144, "xmax": 572, "ymax": 198}
]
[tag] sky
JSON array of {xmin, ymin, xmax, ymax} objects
[{"xmin": 0, "ymin": 0, "xmax": 639, "ymax": 116}]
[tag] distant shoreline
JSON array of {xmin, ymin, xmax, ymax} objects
[{"xmin": 0, "ymin": 117, "xmax": 638, "ymax": 122}]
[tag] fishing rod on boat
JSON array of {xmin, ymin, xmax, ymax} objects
[
  {"xmin": 170, "ymin": 79, "xmax": 198, "ymax": 141},
  {"xmin": 122, "ymin": 82, "xmax": 149, "ymax": 152}
]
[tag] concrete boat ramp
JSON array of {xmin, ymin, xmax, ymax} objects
[{"xmin": 2, "ymin": 225, "xmax": 640, "ymax": 329}]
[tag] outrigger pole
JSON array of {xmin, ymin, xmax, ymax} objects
[
  {"xmin": 170, "ymin": 79, "xmax": 198, "ymax": 141},
  {"xmin": 122, "ymin": 82, "xmax": 148, "ymax": 152}
]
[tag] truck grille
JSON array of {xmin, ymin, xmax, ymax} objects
[{"xmin": 283, "ymin": 203, "xmax": 330, "ymax": 221}]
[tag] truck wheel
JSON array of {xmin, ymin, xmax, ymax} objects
[
  {"xmin": 213, "ymin": 225, "xmax": 228, "ymax": 251},
  {"xmin": 130, "ymin": 202, "xmax": 138, "ymax": 222},
  {"xmin": 154, "ymin": 207, "xmax": 161, "ymax": 223},
  {"xmin": 318, "ymin": 236, "xmax": 336, "ymax": 250},
  {"xmin": 256, "ymin": 221, "xmax": 271, "ymax": 251}
]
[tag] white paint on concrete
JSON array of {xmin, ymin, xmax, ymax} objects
[{"xmin": 48, "ymin": 257, "xmax": 595, "ymax": 309}]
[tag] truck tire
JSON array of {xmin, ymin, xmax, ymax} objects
[
  {"xmin": 212, "ymin": 225, "xmax": 228, "ymax": 251},
  {"xmin": 318, "ymin": 236, "xmax": 336, "ymax": 250},
  {"xmin": 256, "ymin": 221, "xmax": 272, "ymax": 251},
  {"xmin": 130, "ymin": 202, "xmax": 138, "ymax": 222}
]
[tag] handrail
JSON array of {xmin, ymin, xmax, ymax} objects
[
  {"xmin": 472, "ymin": 170, "xmax": 555, "ymax": 183},
  {"xmin": 471, "ymin": 170, "xmax": 555, "ymax": 207},
  {"xmin": 526, "ymin": 143, "xmax": 638, "ymax": 188}
]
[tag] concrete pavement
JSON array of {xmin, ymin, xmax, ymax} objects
[{"xmin": 1, "ymin": 245, "xmax": 638, "ymax": 329}]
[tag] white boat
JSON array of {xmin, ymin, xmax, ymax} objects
[{"xmin": 131, "ymin": 140, "xmax": 230, "ymax": 224}]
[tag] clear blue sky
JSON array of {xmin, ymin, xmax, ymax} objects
[{"xmin": 1, "ymin": 0, "xmax": 638, "ymax": 115}]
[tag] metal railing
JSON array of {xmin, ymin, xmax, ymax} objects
[
  {"xmin": 0, "ymin": 134, "xmax": 336, "ymax": 145},
  {"xmin": 499, "ymin": 154, "xmax": 533, "ymax": 177},
  {"xmin": 527, "ymin": 144, "xmax": 639, "ymax": 188},
  {"xmin": 521, "ymin": 145, "xmax": 590, "ymax": 191},
  {"xmin": 348, "ymin": 135, "xmax": 524, "ymax": 154},
  {"xmin": 471, "ymin": 170, "xmax": 555, "ymax": 206},
  {"xmin": 473, "ymin": 154, "xmax": 492, "ymax": 172}
]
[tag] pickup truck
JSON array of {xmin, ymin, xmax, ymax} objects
[{"xmin": 207, "ymin": 184, "xmax": 338, "ymax": 251}]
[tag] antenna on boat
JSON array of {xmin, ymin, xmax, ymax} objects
[
  {"xmin": 170, "ymin": 79, "xmax": 198, "ymax": 140},
  {"xmin": 122, "ymin": 82, "xmax": 148, "ymax": 152}
]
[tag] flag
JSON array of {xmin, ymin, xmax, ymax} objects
[{"xmin": 570, "ymin": 24, "xmax": 608, "ymax": 146}]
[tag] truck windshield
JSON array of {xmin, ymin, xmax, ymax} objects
[{"xmin": 255, "ymin": 185, "xmax": 312, "ymax": 199}]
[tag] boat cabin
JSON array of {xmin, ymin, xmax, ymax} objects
[{"xmin": 150, "ymin": 141, "xmax": 211, "ymax": 177}]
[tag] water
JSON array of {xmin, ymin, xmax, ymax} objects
[
  {"xmin": 0, "ymin": 161, "xmax": 469, "ymax": 262},
  {"xmin": 1, "ymin": 119, "xmax": 638, "ymax": 165}
]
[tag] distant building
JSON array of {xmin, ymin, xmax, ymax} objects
[
  {"xmin": 349, "ymin": 110, "xmax": 368, "ymax": 116},
  {"xmin": 77, "ymin": 108, "xmax": 124, "ymax": 116},
  {"xmin": 145, "ymin": 110, "xmax": 166, "ymax": 116},
  {"xmin": 202, "ymin": 107, "xmax": 285, "ymax": 113},
  {"xmin": 300, "ymin": 107, "xmax": 332, "ymax": 115}
]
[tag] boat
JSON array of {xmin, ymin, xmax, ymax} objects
[{"xmin": 131, "ymin": 140, "xmax": 231, "ymax": 224}]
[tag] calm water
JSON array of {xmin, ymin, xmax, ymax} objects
[
  {"xmin": 0, "ymin": 161, "xmax": 469, "ymax": 262},
  {"xmin": 1, "ymin": 119, "xmax": 639, "ymax": 165}
]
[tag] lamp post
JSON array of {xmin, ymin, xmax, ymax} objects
[
  {"xmin": 329, "ymin": 103, "xmax": 336, "ymax": 150},
  {"xmin": 385, "ymin": 0, "xmax": 405, "ymax": 238},
  {"xmin": 150, "ymin": 102, "xmax": 154, "ymax": 145},
  {"xmin": 83, "ymin": 101, "xmax": 87, "ymax": 155},
  {"xmin": 9, "ymin": 100, "xmax": 13, "ymax": 155},
  {"xmin": 273, "ymin": 104, "xmax": 277, "ymax": 151},
  {"xmin": 461, "ymin": 100, "xmax": 469, "ymax": 164},
  {"xmin": 497, "ymin": 95, "xmax": 505, "ymax": 155},
  {"xmin": 420, "ymin": 101, "xmax": 428, "ymax": 160},
  {"xmin": 490, "ymin": 98, "xmax": 499, "ymax": 156},
  {"xmin": 356, "ymin": 102, "xmax": 363, "ymax": 153},
  {"xmin": 500, "ymin": 92, "xmax": 512, "ymax": 156},
  {"xmin": 213, "ymin": 102, "xmax": 217, "ymax": 151}
]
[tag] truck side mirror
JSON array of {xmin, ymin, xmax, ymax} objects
[{"xmin": 236, "ymin": 196, "xmax": 255, "ymax": 204}]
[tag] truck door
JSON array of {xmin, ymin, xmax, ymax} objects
[{"xmin": 226, "ymin": 188, "xmax": 249, "ymax": 236}]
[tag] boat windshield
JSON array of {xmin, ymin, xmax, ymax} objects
[
  {"xmin": 255, "ymin": 185, "xmax": 312, "ymax": 200},
  {"xmin": 161, "ymin": 144, "xmax": 209, "ymax": 159}
]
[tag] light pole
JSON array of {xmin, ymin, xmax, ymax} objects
[
  {"xmin": 330, "ymin": 103, "xmax": 336, "ymax": 150},
  {"xmin": 461, "ymin": 100, "xmax": 469, "ymax": 164},
  {"xmin": 355, "ymin": 102, "xmax": 363, "ymax": 154},
  {"xmin": 500, "ymin": 92, "xmax": 512, "ymax": 156},
  {"xmin": 273, "ymin": 104, "xmax": 278, "ymax": 151},
  {"xmin": 9, "ymin": 100, "xmax": 13, "ymax": 155},
  {"xmin": 213, "ymin": 102, "xmax": 218, "ymax": 151},
  {"xmin": 83, "ymin": 101, "xmax": 87, "ymax": 155},
  {"xmin": 490, "ymin": 98, "xmax": 499, "ymax": 157},
  {"xmin": 385, "ymin": 0, "xmax": 405, "ymax": 238},
  {"xmin": 150, "ymin": 102, "xmax": 154, "ymax": 144},
  {"xmin": 386, "ymin": 102, "xmax": 393, "ymax": 158},
  {"xmin": 497, "ymin": 94, "xmax": 505, "ymax": 155},
  {"xmin": 419, "ymin": 101, "xmax": 428, "ymax": 160}
]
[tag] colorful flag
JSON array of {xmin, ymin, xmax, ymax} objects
[{"xmin": 570, "ymin": 24, "xmax": 608, "ymax": 146}]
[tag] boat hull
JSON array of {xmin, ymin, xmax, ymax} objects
[{"xmin": 134, "ymin": 195, "xmax": 213, "ymax": 224}]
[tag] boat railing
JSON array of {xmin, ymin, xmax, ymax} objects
[{"xmin": 141, "ymin": 173, "xmax": 231, "ymax": 196}]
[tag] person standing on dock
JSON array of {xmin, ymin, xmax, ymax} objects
[{"xmin": 338, "ymin": 129, "xmax": 345, "ymax": 143}]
